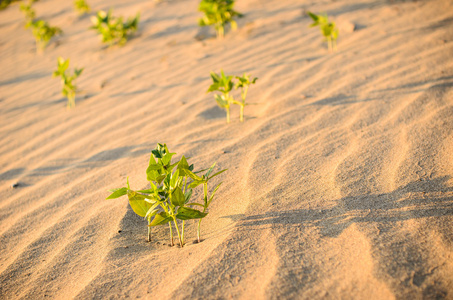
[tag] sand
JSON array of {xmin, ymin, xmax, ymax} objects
[{"xmin": 0, "ymin": 0, "xmax": 452, "ymax": 298}]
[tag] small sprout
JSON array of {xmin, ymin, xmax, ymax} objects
[
  {"xmin": 53, "ymin": 57, "xmax": 84, "ymax": 109},
  {"xmin": 20, "ymin": 1, "xmax": 35, "ymax": 22},
  {"xmin": 74, "ymin": 0, "xmax": 90, "ymax": 15},
  {"xmin": 198, "ymin": 0, "xmax": 242, "ymax": 39},
  {"xmin": 106, "ymin": 143, "xmax": 227, "ymax": 247},
  {"xmin": 307, "ymin": 11, "xmax": 338, "ymax": 52},
  {"xmin": 207, "ymin": 70, "xmax": 235, "ymax": 123},
  {"xmin": 235, "ymin": 73, "xmax": 257, "ymax": 122},
  {"xmin": 90, "ymin": 10, "xmax": 140, "ymax": 46},
  {"xmin": 25, "ymin": 19, "xmax": 62, "ymax": 52}
]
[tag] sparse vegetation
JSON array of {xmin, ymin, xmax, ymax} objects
[
  {"xmin": 207, "ymin": 70, "xmax": 258, "ymax": 123},
  {"xmin": 90, "ymin": 10, "xmax": 140, "ymax": 46},
  {"xmin": 53, "ymin": 57, "xmax": 83, "ymax": 109},
  {"xmin": 198, "ymin": 0, "xmax": 242, "ymax": 38},
  {"xmin": 106, "ymin": 143, "xmax": 227, "ymax": 247},
  {"xmin": 307, "ymin": 11, "xmax": 338, "ymax": 52}
]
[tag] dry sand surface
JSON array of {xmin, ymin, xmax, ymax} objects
[{"xmin": 1, "ymin": 0, "xmax": 453, "ymax": 298}]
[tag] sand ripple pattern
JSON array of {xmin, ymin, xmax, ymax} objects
[{"xmin": 1, "ymin": 0, "xmax": 452, "ymax": 299}]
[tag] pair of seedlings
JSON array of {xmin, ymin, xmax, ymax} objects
[
  {"xmin": 208, "ymin": 70, "xmax": 257, "ymax": 123},
  {"xmin": 107, "ymin": 144, "xmax": 227, "ymax": 247}
]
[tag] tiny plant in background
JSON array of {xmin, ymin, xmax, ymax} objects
[
  {"xmin": 53, "ymin": 57, "xmax": 83, "ymax": 109},
  {"xmin": 90, "ymin": 10, "xmax": 140, "ymax": 46},
  {"xmin": 74, "ymin": 0, "xmax": 90, "ymax": 15},
  {"xmin": 26, "ymin": 19, "xmax": 62, "ymax": 52},
  {"xmin": 198, "ymin": 0, "xmax": 242, "ymax": 39},
  {"xmin": 106, "ymin": 143, "xmax": 227, "ymax": 247},
  {"xmin": 207, "ymin": 70, "xmax": 235, "ymax": 123},
  {"xmin": 307, "ymin": 11, "xmax": 338, "ymax": 52},
  {"xmin": 20, "ymin": 1, "xmax": 35, "ymax": 22},
  {"xmin": 235, "ymin": 73, "xmax": 257, "ymax": 122}
]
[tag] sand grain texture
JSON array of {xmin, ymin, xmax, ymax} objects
[{"xmin": 1, "ymin": 0, "xmax": 452, "ymax": 299}]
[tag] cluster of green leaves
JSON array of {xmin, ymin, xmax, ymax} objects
[
  {"xmin": 74, "ymin": 0, "xmax": 90, "ymax": 15},
  {"xmin": 208, "ymin": 70, "xmax": 257, "ymax": 123},
  {"xmin": 198, "ymin": 0, "xmax": 242, "ymax": 38},
  {"xmin": 90, "ymin": 10, "xmax": 140, "ymax": 46},
  {"xmin": 107, "ymin": 143, "xmax": 227, "ymax": 247},
  {"xmin": 53, "ymin": 57, "xmax": 83, "ymax": 109},
  {"xmin": 307, "ymin": 11, "xmax": 338, "ymax": 52},
  {"xmin": 26, "ymin": 19, "xmax": 62, "ymax": 51}
]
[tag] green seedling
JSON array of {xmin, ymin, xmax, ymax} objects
[
  {"xmin": 207, "ymin": 70, "xmax": 235, "ymax": 123},
  {"xmin": 235, "ymin": 73, "xmax": 257, "ymax": 122},
  {"xmin": 307, "ymin": 11, "xmax": 338, "ymax": 52},
  {"xmin": 53, "ymin": 57, "xmax": 83, "ymax": 109},
  {"xmin": 90, "ymin": 10, "xmax": 140, "ymax": 46},
  {"xmin": 106, "ymin": 143, "xmax": 227, "ymax": 247},
  {"xmin": 26, "ymin": 19, "xmax": 62, "ymax": 51},
  {"xmin": 20, "ymin": 2, "xmax": 35, "ymax": 21},
  {"xmin": 198, "ymin": 0, "xmax": 242, "ymax": 39},
  {"xmin": 74, "ymin": 0, "xmax": 90, "ymax": 15}
]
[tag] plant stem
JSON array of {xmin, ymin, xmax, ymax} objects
[
  {"xmin": 147, "ymin": 220, "xmax": 151, "ymax": 242},
  {"xmin": 226, "ymin": 105, "xmax": 230, "ymax": 123},
  {"xmin": 169, "ymin": 222, "xmax": 174, "ymax": 246},
  {"xmin": 240, "ymin": 104, "xmax": 244, "ymax": 122},
  {"xmin": 328, "ymin": 36, "xmax": 332, "ymax": 52},
  {"xmin": 173, "ymin": 218, "xmax": 184, "ymax": 247},
  {"xmin": 181, "ymin": 220, "xmax": 185, "ymax": 245},
  {"xmin": 198, "ymin": 183, "xmax": 208, "ymax": 243}
]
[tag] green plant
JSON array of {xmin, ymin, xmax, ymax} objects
[
  {"xmin": 307, "ymin": 11, "xmax": 338, "ymax": 52},
  {"xmin": 198, "ymin": 0, "xmax": 242, "ymax": 39},
  {"xmin": 25, "ymin": 19, "xmax": 62, "ymax": 51},
  {"xmin": 74, "ymin": 0, "xmax": 90, "ymax": 15},
  {"xmin": 106, "ymin": 143, "xmax": 227, "ymax": 247},
  {"xmin": 235, "ymin": 73, "xmax": 257, "ymax": 122},
  {"xmin": 90, "ymin": 10, "xmax": 140, "ymax": 46},
  {"xmin": 20, "ymin": 2, "xmax": 35, "ymax": 21},
  {"xmin": 53, "ymin": 57, "xmax": 83, "ymax": 109},
  {"xmin": 207, "ymin": 70, "xmax": 235, "ymax": 123}
]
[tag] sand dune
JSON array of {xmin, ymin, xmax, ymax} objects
[{"xmin": 1, "ymin": 0, "xmax": 452, "ymax": 298}]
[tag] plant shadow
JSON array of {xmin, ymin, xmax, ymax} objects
[
  {"xmin": 224, "ymin": 176, "xmax": 453, "ymax": 238},
  {"xmin": 198, "ymin": 105, "xmax": 225, "ymax": 120}
]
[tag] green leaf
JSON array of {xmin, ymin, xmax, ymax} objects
[
  {"xmin": 171, "ymin": 187, "xmax": 185, "ymax": 207},
  {"xmin": 205, "ymin": 162, "xmax": 216, "ymax": 178},
  {"xmin": 145, "ymin": 201, "xmax": 161, "ymax": 218},
  {"xmin": 106, "ymin": 187, "xmax": 127, "ymax": 199},
  {"xmin": 207, "ymin": 182, "xmax": 222, "ymax": 207},
  {"xmin": 184, "ymin": 168, "xmax": 202, "ymax": 181},
  {"xmin": 170, "ymin": 169, "xmax": 180, "ymax": 188},
  {"xmin": 188, "ymin": 180, "xmax": 205, "ymax": 189},
  {"xmin": 208, "ymin": 168, "xmax": 227, "ymax": 180},
  {"xmin": 149, "ymin": 212, "xmax": 173, "ymax": 226},
  {"xmin": 127, "ymin": 190, "xmax": 150, "ymax": 217},
  {"xmin": 184, "ymin": 189, "xmax": 193, "ymax": 203},
  {"xmin": 176, "ymin": 207, "xmax": 207, "ymax": 220}
]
